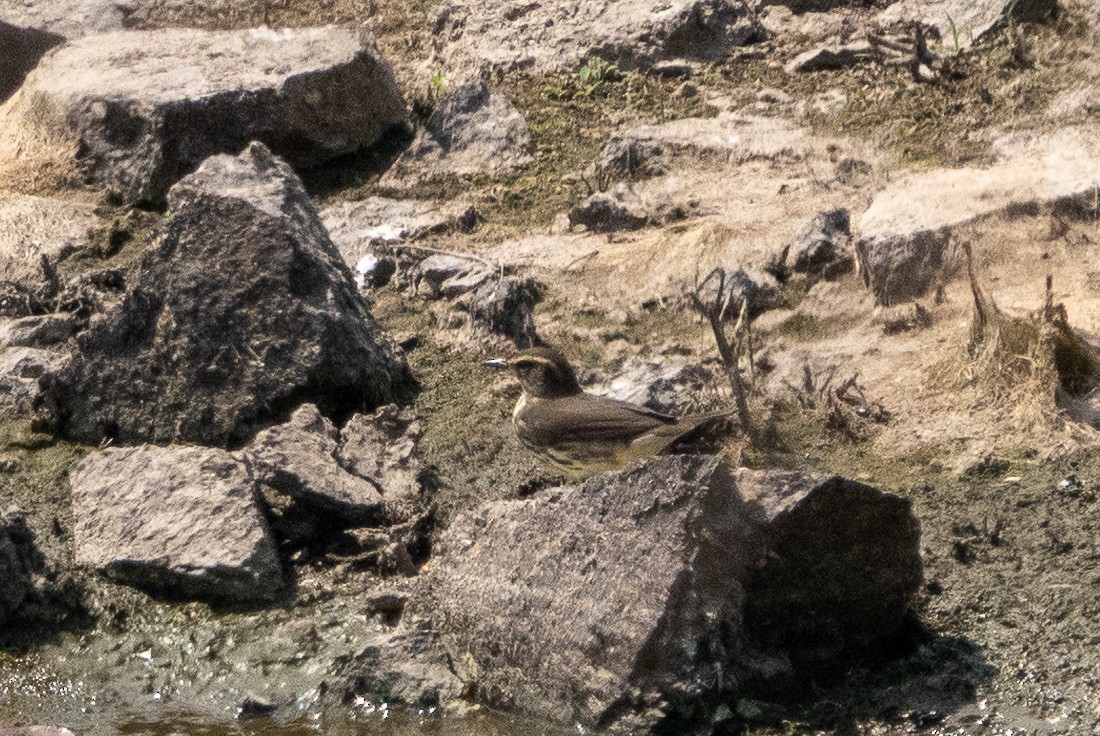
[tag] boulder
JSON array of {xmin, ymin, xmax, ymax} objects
[
  {"xmin": 416, "ymin": 253, "xmax": 495, "ymax": 299},
  {"xmin": 0, "ymin": 192, "xmax": 98, "ymax": 287},
  {"xmin": 857, "ymin": 127, "xmax": 1100, "ymax": 304},
  {"xmin": 321, "ymin": 196, "xmax": 480, "ymax": 283},
  {"xmin": 0, "ymin": 20, "xmax": 62, "ymax": 103},
  {"xmin": 774, "ymin": 208, "xmax": 853, "ymax": 278},
  {"xmin": 448, "ymin": 276, "xmax": 542, "ymax": 348},
  {"xmin": 696, "ymin": 266, "xmax": 784, "ymax": 319},
  {"xmin": 0, "ymin": 507, "xmax": 46, "ymax": 626},
  {"xmin": 736, "ymin": 469, "xmax": 923, "ymax": 676},
  {"xmin": 413, "ymin": 456, "xmax": 921, "ymax": 730},
  {"xmin": 431, "ymin": 0, "xmax": 758, "ymax": 77},
  {"xmin": 69, "ymin": 445, "xmax": 283, "ymax": 603},
  {"xmin": 588, "ymin": 355, "xmax": 722, "ymax": 415},
  {"xmin": 0, "ymin": 26, "xmax": 406, "ymax": 203},
  {"xmin": 241, "ymin": 404, "xmax": 386, "ymax": 525},
  {"xmin": 46, "ymin": 142, "xmax": 409, "ymax": 447},
  {"xmin": 379, "ymin": 83, "xmax": 531, "ymax": 191},
  {"xmin": 876, "ymin": 0, "xmax": 1056, "ymax": 53}
]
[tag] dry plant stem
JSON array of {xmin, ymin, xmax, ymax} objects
[{"xmin": 691, "ymin": 268, "xmax": 755, "ymax": 439}]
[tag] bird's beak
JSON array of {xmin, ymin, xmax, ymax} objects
[{"xmin": 483, "ymin": 358, "xmax": 508, "ymax": 369}]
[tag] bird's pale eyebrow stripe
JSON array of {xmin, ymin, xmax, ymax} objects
[{"xmin": 512, "ymin": 355, "xmax": 556, "ymax": 366}]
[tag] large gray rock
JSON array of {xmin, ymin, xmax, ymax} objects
[
  {"xmin": 338, "ymin": 405, "xmax": 425, "ymax": 522},
  {"xmin": 0, "ymin": 0, "xmax": 128, "ymax": 39},
  {"xmin": 0, "ymin": 20, "xmax": 62, "ymax": 103},
  {"xmin": 877, "ymin": 0, "xmax": 1055, "ymax": 53},
  {"xmin": 380, "ymin": 83, "xmax": 531, "ymax": 191},
  {"xmin": 70, "ymin": 445, "xmax": 283, "ymax": 603},
  {"xmin": 857, "ymin": 128, "xmax": 1100, "ymax": 304},
  {"xmin": 413, "ymin": 456, "xmax": 922, "ymax": 731},
  {"xmin": 242, "ymin": 404, "xmax": 386, "ymax": 525},
  {"xmin": 46, "ymin": 143, "xmax": 409, "ymax": 447},
  {"xmin": 774, "ymin": 208, "xmax": 853, "ymax": 278},
  {"xmin": 0, "ymin": 192, "xmax": 98, "ymax": 287},
  {"xmin": 431, "ymin": 0, "xmax": 758, "ymax": 76},
  {"xmin": 0, "ymin": 26, "xmax": 406, "ymax": 203},
  {"xmin": 0, "ymin": 508, "xmax": 46, "ymax": 626}
]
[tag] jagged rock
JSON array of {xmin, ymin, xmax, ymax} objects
[
  {"xmin": 449, "ymin": 276, "xmax": 542, "ymax": 348},
  {"xmin": 0, "ymin": 314, "xmax": 77, "ymax": 348},
  {"xmin": 413, "ymin": 456, "xmax": 921, "ymax": 730},
  {"xmin": 0, "ymin": 192, "xmax": 98, "ymax": 287},
  {"xmin": 696, "ymin": 266, "xmax": 784, "ymax": 319},
  {"xmin": 380, "ymin": 83, "xmax": 531, "ymax": 191},
  {"xmin": 736, "ymin": 469, "xmax": 923, "ymax": 677},
  {"xmin": 857, "ymin": 127, "xmax": 1100, "ymax": 305},
  {"xmin": 0, "ymin": 26, "xmax": 406, "ymax": 203},
  {"xmin": 45, "ymin": 143, "xmax": 409, "ymax": 446},
  {"xmin": 0, "ymin": 507, "xmax": 47, "ymax": 626},
  {"xmin": 321, "ymin": 197, "xmax": 480, "ymax": 286},
  {"xmin": 338, "ymin": 405, "xmax": 424, "ymax": 522},
  {"xmin": 70, "ymin": 445, "xmax": 283, "ymax": 603},
  {"xmin": 416, "ymin": 253, "xmax": 494, "ymax": 299},
  {"xmin": 241, "ymin": 404, "xmax": 386, "ymax": 525},
  {"xmin": 774, "ymin": 208, "xmax": 853, "ymax": 278},
  {"xmin": 0, "ymin": 0, "xmax": 128, "ymax": 39},
  {"xmin": 0, "ymin": 20, "xmax": 62, "ymax": 103},
  {"xmin": 0, "ymin": 347, "xmax": 65, "ymax": 412},
  {"xmin": 339, "ymin": 625, "xmax": 464, "ymax": 708},
  {"xmin": 431, "ymin": 0, "xmax": 758, "ymax": 77},
  {"xmin": 568, "ymin": 184, "xmax": 662, "ymax": 233},
  {"xmin": 784, "ymin": 42, "xmax": 871, "ymax": 73},
  {"xmin": 877, "ymin": 0, "xmax": 1055, "ymax": 53}
]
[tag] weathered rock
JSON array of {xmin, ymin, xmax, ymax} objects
[
  {"xmin": 431, "ymin": 0, "xmax": 758, "ymax": 76},
  {"xmin": 0, "ymin": 726, "xmax": 77, "ymax": 736},
  {"xmin": 0, "ymin": 20, "xmax": 62, "ymax": 103},
  {"xmin": 46, "ymin": 143, "xmax": 409, "ymax": 447},
  {"xmin": 568, "ymin": 184, "xmax": 655, "ymax": 233},
  {"xmin": 449, "ymin": 276, "xmax": 542, "ymax": 348},
  {"xmin": 0, "ymin": 347, "xmax": 65, "ymax": 412},
  {"xmin": 588, "ymin": 355, "xmax": 723, "ymax": 414},
  {"xmin": 412, "ymin": 456, "xmax": 759, "ymax": 729},
  {"xmin": 857, "ymin": 127, "xmax": 1100, "ymax": 304},
  {"xmin": 696, "ymin": 266, "xmax": 784, "ymax": 319},
  {"xmin": 70, "ymin": 445, "xmax": 283, "ymax": 603},
  {"xmin": 340, "ymin": 625, "xmax": 464, "ymax": 708},
  {"xmin": 321, "ymin": 196, "xmax": 480, "ymax": 284},
  {"xmin": 0, "ymin": 0, "xmax": 128, "ymax": 39},
  {"xmin": 0, "ymin": 507, "xmax": 46, "ymax": 626},
  {"xmin": 242, "ymin": 404, "xmax": 385, "ymax": 525},
  {"xmin": 784, "ymin": 42, "xmax": 871, "ymax": 73},
  {"xmin": 0, "ymin": 26, "xmax": 406, "ymax": 203},
  {"xmin": 416, "ymin": 253, "xmax": 494, "ymax": 299},
  {"xmin": 413, "ymin": 456, "xmax": 921, "ymax": 730},
  {"xmin": 877, "ymin": 0, "xmax": 1056, "ymax": 53},
  {"xmin": 380, "ymin": 83, "xmax": 531, "ymax": 191},
  {"xmin": 775, "ymin": 208, "xmax": 853, "ymax": 277},
  {"xmin": 0, "ymin": 314, "xmax": 77, "ymax": 348},
  {"xmin": 0, "ymin": 192, "xmax": 98, "ymax": 287},
  {"xmin": 338, "ymin": 405, "xmax": 424, "ymax": 521},
  {"xmin": 736, "ymin": 469, "xmax": 923, "ymax": 676}
]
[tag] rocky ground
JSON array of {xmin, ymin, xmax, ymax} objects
[{"xmin": 2, "ymin": 0, "xmax": 1100, "ymax": 734}]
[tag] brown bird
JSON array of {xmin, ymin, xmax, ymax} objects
[{"xmin": 485, "ymin": 346, "xmax": 727, "ymax": 478}]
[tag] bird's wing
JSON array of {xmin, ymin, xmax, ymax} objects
[{"xmin": 517, "ymin": 394, "xmax": 677, "ymax": 448}]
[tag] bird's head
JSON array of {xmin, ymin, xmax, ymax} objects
[{"xmin": 484, "ymin": 346, "xmax": 582, "ymax": 399}]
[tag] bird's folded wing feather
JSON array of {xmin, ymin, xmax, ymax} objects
[{"xmin": 519, "ymin": 394, "xmax": 677, "ymax": 446}]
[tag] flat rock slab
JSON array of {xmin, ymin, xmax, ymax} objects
[
  {"xmin": 0, "ymin": 26, "xmax": 406, "ymax": 203},
  {"xmin": 857, "ymin": 127, "xmax": 1100, "ymax": 304},
  {"xmin": 47, "ymin": 142, "xmax": 409, "ymax": 446},
  {"xmin": 70, "ymin": 445, "xmax": 283, "ymax": 603},
  {"xmin": 321, "ymin": 196, "xmax": 479, "ymax": 278},
  {"xmin": 0, "ymin": 192, "xmax": 98, "ymax": 286},
  {"xmin": 379, "ymin": 83, "xmax": 531, "ymax": 191},
  {"xmin": 413, "ymin": 455, "xmax": 921, "ymax": 730},
  {"xmin": 431, "ymin": 0, "xmax": 758, "ymax": 76},
  {"xmin": 877, "ymin": 0, "xmax": 1055, "ymax": 52}
]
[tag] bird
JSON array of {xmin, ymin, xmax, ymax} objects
[{"xmin": 485, "ymin": 346, "xmax": 729, "ymax": 479}]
